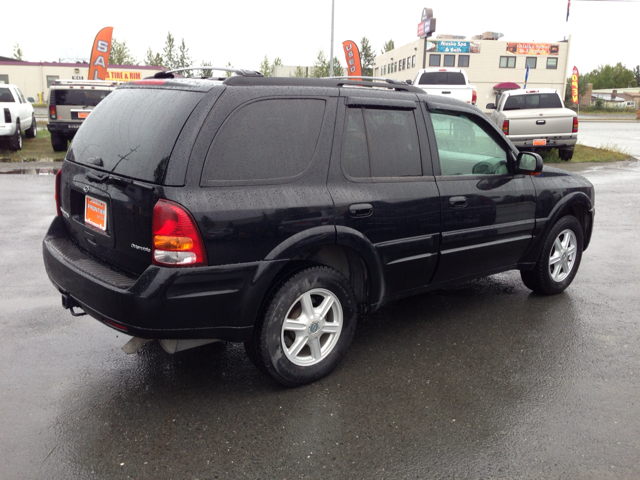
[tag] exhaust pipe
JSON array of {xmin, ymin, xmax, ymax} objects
[{"xmin": 121, "ymin": 337, "xmax": 219, "ymax": 354}]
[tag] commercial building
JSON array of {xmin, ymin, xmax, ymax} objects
[
  {"xmin": 373, "ymin": 33, "xmax": 571, "ymax": 112},
  {"xmin": 0, "ymin": 58, "xmax": 164, "ymax": 102}
]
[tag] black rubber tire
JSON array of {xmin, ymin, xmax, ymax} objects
[
  {"xmin": 51, "ymin": 133, "xmax": 67, "ymax": 152},
  {"xmin": 246, "ymin": 266, "xmax": 357, "ymax": 387},
  {"xmin": 25, "ymin": 114, "xmax": 37, "ymax": 139},
  {"xmin": 9, "ymin": 121, "xmax": 22, "ymax": 151},
  {"xmin": 521, "ymin": 215, "xmax": 583, "ymax": 295},
  {"xmin": 559, "ymin": 148, "xmax": 574, "ymax": 161}
]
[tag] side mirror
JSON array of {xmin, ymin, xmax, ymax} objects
[
  {"xmin": 516, "ymin": 151, "xmax": 543, "ymax": 175},
  {"xmin": 486, "ymin": 103, "xmax": 496, "ymax": 110},
  {"xmin": 406, "ymin": 79, "xmax": 413, "ymax": 85}
]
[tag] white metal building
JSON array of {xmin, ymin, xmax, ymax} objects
[
  {"xmin": 0, "ymin": 58, "xmax": 164, "ymax": 102},
  {"xmin": 373, "ymin": 34, "xmax": 571, "ymax": 112}
]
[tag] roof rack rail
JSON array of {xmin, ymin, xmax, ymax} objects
[
  {"xmin": 326, "ymin": 76, "xmax": 408, "ymax": 86},
  {"xmin": 153, "ymin": 67, "xmax": 263, "ymax": 79}
]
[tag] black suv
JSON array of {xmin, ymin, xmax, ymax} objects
[{"xmin": 43, "ymin": 70, "xmax": 595, "ymax": 386}]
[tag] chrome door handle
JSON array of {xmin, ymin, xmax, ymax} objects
[
  {"xmin": 449, "ymin": 196, "xmax": 468, "ymax": 208},
  {"xmin": 349, "ymin": 203, "xmax": 373, "ymax": 217}
]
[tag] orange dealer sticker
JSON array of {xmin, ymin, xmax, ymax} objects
[{"xmin": 85, "ymin": 195, "xmax": 107, "ymax": 231}]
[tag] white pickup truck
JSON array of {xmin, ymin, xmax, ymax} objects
[
  {"xmin": 410, "ymin": 68, "xmax": 477, "ymax": 106},
  {"xmin": 486, "ymin": 88, "xmax": 578, "ymax": 161},
  {"xmin": 0, "ymin": 84, "xmax": 36, "ymax": 151}
]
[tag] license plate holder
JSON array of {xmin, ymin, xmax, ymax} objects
[
  {"xmin": 85, "ymin": 195, "xmax": 107, "ymax": 231},
  {"xmin": 533, "ymin": 139, "xmax": 547, "ymax": 146}
]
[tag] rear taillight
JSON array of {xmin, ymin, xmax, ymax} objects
[
  {"xmin": 572, "ymin": 116, "xmax": 578, "ymax": 133},
  {"xmin": 472, "ymin": 90, "xmax": 477, "ymax": 106},
  {"xmin": 152, "ymin": 199, "xmax": 207, "ymax": 267},
  {"xmin": 49, "ymin": 105, "xmax": 57, "ymax": 119},
  {"xmin": 3, "ymin": 108, "xmax": 11, "ymax": 123},
  {"xmin": 502, "ymin": 120, "xmax": 509, "ymax": 135},
  {"xmin": 54, "ymin": 170, "xmax": 62, "ymax": 216}
]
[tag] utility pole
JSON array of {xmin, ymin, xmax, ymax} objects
[{"xmin": 329, "ymin": 0, "xmax": 335, "ymax": 77}]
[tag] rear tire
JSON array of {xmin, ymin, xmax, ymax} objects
[
  {"xmin": 9, "ymin": 121, "xmax": 22, "ymax": 151},
  {"xmin": 25, "ymin": 114, "xmax": 37, "ymax": 139},
  {"xmin": 246, "ymin": 266, "xmax": 357, "ymax": 386},
  {"xmin": 521, "ymin": 215, "xmax": 583, "ymax": 295},
  {"xmin": 558, "ymin": 148, "xmax": 574, "ymax": 161},
  {"xmin": 51, "ymin": 133, "xmax": 67, "ymax": 152}
]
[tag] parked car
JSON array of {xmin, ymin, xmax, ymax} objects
[
  {"xmin": 0, "ymin": 84, "xmax": 37, "ymax": 150},
  {"xmin": 409, "ymin": 67, "xmax": 477, "ymax": 106},
  {"xmin": 486, "ymin": 88, "xmax": 578, "ymax": 160},
  {"xmin": 46, "ymin": 79, "xmax": 118, "ymax": 152},
  {"xmin": 43, "ymin": 69, "xmax": 595, "ymax": 386}
]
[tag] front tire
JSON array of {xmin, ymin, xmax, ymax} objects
[
  {"xmin": 521, "ymin": 215, "xmax": 583, "ymax": 294},
  {"xmin": 246, "ymin": 266, "xmax": 357, "ymax": 386},
  {"xmin": 25, "ymin": 114, "xmax": 37, "ymax": 138}
]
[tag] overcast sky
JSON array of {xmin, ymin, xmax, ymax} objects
[{"xmin": 2, "ymin": 0, "xmax": 638, "ymax": 77}]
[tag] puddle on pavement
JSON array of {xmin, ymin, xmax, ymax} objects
[{"xmin": 0, "ymin": 167, "xmax": 60, "ymax": 175}]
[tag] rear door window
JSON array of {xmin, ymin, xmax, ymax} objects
[
  {"xmin": 201, "ymin": 99, "xmax": 325, "ymax": 184},
  {"xmin": 68, "ymin": 88, "xmax": 204, "ymax": 184},
  {"xmin": 341, "ymin": 107, "xmax": 422, "ymax": 178}
]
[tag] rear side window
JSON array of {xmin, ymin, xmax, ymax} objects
[
  {"xmin": 0, "ymin": 87, "xmax": 16, "ymax": 102},
  {"xmin": 51, "ymin": 89, "xmax": 112, "ymax": 106},
  {"xmin": 418, "ymin": 72, "xmax": 466, "ymax": 85},
  {"xmin": 503, "ymin": 93, "xmax": 562, "ymax": 110},
  {"xmin": 68, "ymin": 88, "xmax": 203, "ymax": 184},
  {"xmin": 342, "ymin": 107, "xmax": 422, "ymax": 178},
  {"xmin": 202, "ymin": 99, "xmax": 325, "ymax": 184}
]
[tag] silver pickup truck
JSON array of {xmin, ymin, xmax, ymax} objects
[{"xmin": 486, "ymin": 88, "xmax": 578, "ymax": 160}]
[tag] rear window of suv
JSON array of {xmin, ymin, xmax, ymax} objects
[{"xmin": 68, "ymin": 88, "xmax": 203, "ymax": 184}]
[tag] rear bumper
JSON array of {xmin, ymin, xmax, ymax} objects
[
  {"xmin": 0, "ymin": 124, "xmax": 17, "ymax": 137},
  {"xmin": 47, "ymin": 122, "xmax": 81, "ymax": 137},
  {"xmin": 42, "ymin": 216, "xmax": 281, "ymax": 341},
  {"xmin": 509, "ymin": 134, "xmax": 577, "ymax": 150}
]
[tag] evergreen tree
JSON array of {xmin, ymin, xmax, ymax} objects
[
  {"xmin": 381, "ymin": 39, "xmax": 395, "ymax": 54},
  {"xmin": 360, "ymin": 37, "xmax": 374, "ymax": 77},
  {"xmin": 176, "ymin": 38, "xmax": 192, "ymax": 76},
  {"xmin": 109, "ymin": 38, "xmax": 137, "ymax": 65},
  {"xmin": 259, "ymin": 55, "xmax": 272, "ymax": 77},
  {"xmin": 162, "ymin": 32, "xmax": 177, "ymax": 70},
  {"xmin": 13, "ymin": 43, "xmax": 24, "ymax": 61}
]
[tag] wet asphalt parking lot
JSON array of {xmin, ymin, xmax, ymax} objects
[{"xmin": 0, "ymin": 159, "xmax": 638, "ymax": 479}]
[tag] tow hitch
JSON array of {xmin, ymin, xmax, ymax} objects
[{"xmin": 61, "ymin": 293, "xmax": 86, "ymax": 317}]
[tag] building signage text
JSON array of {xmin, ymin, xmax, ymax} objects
[{"xmin": 506, "ymin": 43, "xmax": 560, "ymax": 56}]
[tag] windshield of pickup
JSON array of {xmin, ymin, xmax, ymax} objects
[
  {"xmin": 503, "ymin": 93, "xmax": 562, "ymax": 110},
  {"xmin": 418, "ymin": 72, "xmax": 466, "ymax": 85}
]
